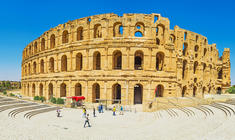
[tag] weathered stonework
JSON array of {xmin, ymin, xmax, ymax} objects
[{"xmin": 21, "ymin": 13, "xmax": 231, "ymax": 105}]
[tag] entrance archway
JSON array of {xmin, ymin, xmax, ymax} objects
[
  {"xmin": 92, "ymin": 83, "xmax": 100, "ymax": 103},
  {"xmin": 217, "ymin": 87, "xmax": 222, "ymax": 94},
  {"xmin": 60, "ymin": 83, "xmax": 66, "ymax": 97},
  {"xmin": 75, "ymin": 83, "xmax": 82, "ymax": 96},
  {"xmin": 48, "ymin": 83, "xmax": 53, "ymax": 99},
  {"xmin": 32, "ymin": 84, "xmax": 35, "ymax": 97},
  {"xmin": 39, "ymin": 83, "xmax": 43, "ymax": 96},
  {"xmin": 134, "ymin": 84, "xmax": 143, "ymax": 104},
  {"xmin": 182, "ymin": 86, "xmax": 187, "ymax": 97},
  {"xmin": 112, "ymin": 84, "xmax": 121, "ymax": 104},
  {"xmin": 193, "ymin": 86, "xmax": 197, "ymax": 97}
]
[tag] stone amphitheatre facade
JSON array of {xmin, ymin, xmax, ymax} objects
[{"xmin": 21, "ymin": 13, "xmax": 231, "ymax": 105}]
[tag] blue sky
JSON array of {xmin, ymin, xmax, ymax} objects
[{"xmin": 0, "ymin": 0, "xmax": 234, "ymax": 85}]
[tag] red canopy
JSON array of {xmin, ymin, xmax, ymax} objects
[{"xmin": 67, "ymin": 96, "xmax": 85, "ymax": 101}]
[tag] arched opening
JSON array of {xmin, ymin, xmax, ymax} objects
[
  {"xmin": 113, "ymin": 51, "xmax": 122, "ymax": 70},
  {"xmin": 62, "ymin": 30, "xmax": 69, "ymax": 44},
  {"xmin": 193, "ymin": 61, "xmax": 198, "ymax": 74},
  {"xmin": 92, "ymin": 83, "xmax": 100, "ymax": 103},
  {"xmin": 34, "ymin": 42, "xmax": 37, "ymax": 54},
  {"xmin": 61, "ymin": 55, "xmax": 67, "ymax": 72},
  {"xmin": 183, "ymin": 43, "xmax": 188, "ymax": 56},
  {"xmin": 93, "ymin": 52, "xmax": 101, "ymax": 70},
  {"xmin": 202, "ymin": 87, "xmax": 206, "ymax": 95},
  {"xmin": 39, "ymin": 83, "xmax": 43, "ymax": 97},
  {"xmin": 27, "ymin": 84, "xmax": 29, "ymax": 96},
  {"xmin": 194, "ymin": 45, "xmax": 199, "ymax": 52},
  {"xmin": 48, "ymin": 83, "xmax": 53, "ymax": 99},
  {"xmin": 40, "ymin": 59, "xmax": 44, "ymax": 73},
  {"xmin": 217, "ymin": 87, "xmax": 222, "ymax": 94},
  {"xmin": 134, "ymin": 51, "xmax": 143, "ymax": 70},
  {"xmin": 155, "ymin": 85, "xmax": 164, "ymax": 97},
  {"xmin": 204, "ymin": 48, "xmax": 207, "ymax": 56},
  {"xmin": 75, "ymin": 83, "xmax": 82, "ymax": 96},
  {"xmin": 41, "ymin": 38, "xmax": 45, "ymax": 51},
  {"xmin": 208, "ymin": 87, "xmax": 211, "ymax": 94},
  {"xmin": 33, "ymin": 62, "xmax": 36, "ymax": 74},
  {"xmin": 29, "ymin": 46, "xmax": 31, "ymax": 56},
  {"xmin": 28, "ymin": 63, "xmax": 31, "ymax": 75},
  {"xmin": 50, "ymin": 34, "xmax": 55, "ymax": 49},
  {"xmin": 170, "ymin": 34, "xmax": 175, "ymax": 43},
  {"xmin": 193, "ymin": 86, "xmax": 197, "ymax": 97},
  {"xmin": 218, "ymin": 69, "xmax": 222, "ymax": 79},
  {"xmin": 134, "ymin": 84, "xmax": 143, "ymax": 104},
  {"xmin": 182, "ymin": 60, "xmax": 187, "ymax": 79},
  {"xmin": 94, "ymin": 24, "xmax": 102, "ymax": 38},
  {"xmin": 182, "ymin": 86, "xmax": 187, "ymax": 97},
  {"xmin": 135, "ymin": 31, "xmax": 143, "ymax": 37},
  {"xmin": 77, "ymin": 27, "xmax": 83, "ymax": 41},
  {"xmin": 112, "ymin": 84, "xmax": 121, "ymax": 104},
  {"xmin": 60, "ymin": 83, "xmax": 66, "ymax": 97},
  {"xmin": 49, "ymin": 57, "xmax": 54, "ymax": 72},
  {"xmin": 203, "ymin": 63, "xmax": 206, "ymax": 72},
  {"xmin": 156, "ymin": 52, "xmax": 164, "ymax": 71},
  {"xmin": 32, "ymin": 84, "xmax": 35, "ymax": 97},
  {"xmin": 156, "ymin": 38, "xmax": 160, "ymax": 45},
  {"xmin": 113, "ymin": 22, "xmax": 123, "ymax": 37},
  {"xmin": 76, "ymin": 53, "xmax": 83, "ymax": 71}
]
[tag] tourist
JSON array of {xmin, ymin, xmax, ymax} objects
[
  {"xmin": 56, "ymin": 108, "xmax": 61, "ymax": 117},
  {"xmin": 82, "ymin": 107, "xmax": 87, "ymax": 118},
  {"xmin": 98, "ymin": 105, "xmax": 101, "ymax": 113},
  {"xmin": 93, "ymin": 107, "xmax": 96, "ymax": 117},
  {"xmin": 84, "ymin": 114, "xmax": 91, "ymax": 128},
  {"xmin": 101, "ymin": 103, "xmax": 104, "ymax": 113},
  {"xmin": 120, "ymin": 106, "xmax": 124, "ymax": 115},
  {"xmin": 113, "ymin": 106, "xmax": 116, "ymax": 116}
]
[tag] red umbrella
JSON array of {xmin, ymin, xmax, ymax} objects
[{"xmin": 67, "ymin": 96, "xmax": 85, "ymax": 101}]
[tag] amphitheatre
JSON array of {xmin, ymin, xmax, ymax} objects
[
  {"xmin": 21, "ymin": 13, "xmax": 231, "ymax": 107},
  {"xmin": 0, "ymin": 13, "xmax": 234, "ymax": 140}
]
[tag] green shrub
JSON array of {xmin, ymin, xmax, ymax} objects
[
  {"xmin": 3, "ymin": 91, "xmax": 7, "ymax": 95},
  {"xmin": 10, "ymin": 93, "xmax": 15, "ymax": 97},
  {"xmin": 39, "ymin": 96, "xmax": 46, "ymax": 102},
  {"xmin": 50, "ymin": 97, "xmax": 56, "ymax": 104},
  {"xmin": 34, "ymin": 96, "xmax": 40, "ymax": 100},
  {"xmin": 227, "ymin": 86, "xmax": 235, "ymax": 94},
  {"xmin": 56, "ymin": 98, "xmax": 65, "ymax": 104}
]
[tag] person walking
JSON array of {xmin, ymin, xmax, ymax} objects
[
  {"xmin": 101, "ymin": 103, "xmax": 104, "ymax": 113},
  {"xmin": 113, "ymin": 106, "xmax": 116, "ymax": 116},
  {"xmin": 98, "ymin": 105, "xmax": 101, "ymax": 113},
  {"xmin": 82, "ymin": 107, "xmax": 87, "ymax": 118},
  {"xmin": 56, "ymin": 108, "xmax": 61, "ymax": 117},
  {"xmin": 120, "ymin": 106, "xmax": 124, "ymax": 115},
  {"xmin": 84, "ymin": 114, "xmax": 91, "ymax": 128},
  {"xmin": 93, "ymin": 107, "xmax": 96, "ymax": 117}
]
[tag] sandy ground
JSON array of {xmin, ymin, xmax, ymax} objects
[{"xmin": 1, "ymin": 97, "xmax": 235, "ymax": 140}]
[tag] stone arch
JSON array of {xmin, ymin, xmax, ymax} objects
[
  {"xmin": 33, "ymin": 62, "xmax": 36, "ymax": 74},
  {"xmin": 61, "ymin": 55, "xmax": 67, "ymax": 72},
  {"xmin": 34, "ymin": 42, "xmax": 37, "ymax": 54},
  {"xmin": 182, "ymin": 60, "xmax": 187, "ymax": 79},
  {"xmin": 218, "ymin": 68, "xmax": 222, "ymax": 79},
  {"xmin": 60, "ymin": 83, "xmax": 66, "ymax": 97},
  {"xmin": 203, "ymin": 63, "xmax": 206, "ymax": 72},
  {"xmin": 204, "ymin": 48, "xmax": 207, "ymax": 56},
  {"xmin": 76, "ymin": 53, "xmax": 83, "ymax": 70},
  {"xmin": 28, "ymin": 63, "xmax": 31, "ymax": 75},
  {"xmin": 50, "ymin": 34, "xmax": 55, "ymax": 49},
  {"xmin": 156, "ymin": 24, "xmax": 165, "ymax": 40},
  {"xmin": 134, "ymin": 50, "xmax": 144, "ymax": 70},
  {"xmin": 92, "ymin": 83, "xmax": 100, "ymax": 103},
  {"xmin": 193, "ymin": 86, "xmax": 197, "ymax": 97},
  {"xmin": 62, "ymin": 30, "xmax": 69, "ymax": 44},
  {"xmin": 75, "ymin": 83, "xmax": 82, "ymax": 96},
  {"xmin": 183, "ymin": 43, "xmax": 188, "ymax": 56},
  {"xmin": 156, "ymin": 52, "xmax": 164, "ymax": 71},
  {"xmin": 113, "ymin": 22, "xmax": 123, "ymax": 37},
  {"xmin": 93, "ymin": 51, "xmax": 101, "ymax": 70},
  {"xmin": 41, "ymin": 38, "xmax": 45, "ymax": 51},
  {"xmin": 48, "ymin": 83, "xmax": 53, "ymax": 99},
  {"xmin": 113, "ymin": 50, "xmax": 122, "ymax": 70},
  {"xmin": 217, "ymin": 87, "xmax": 222, "ymax": 94},
  {"xmin": 156, "ymin": 38, "xmax": 160, "ymax": 45},
  {"xmin": 94, "ymin": 24, "xmax": 102, "ymax": 38},
  {"xmin": 182, "ymin": 86, "xmax": 187, "ymax": 97},
  {"xmin": 29, "ymin": 46, "xmax": 32, "ymax": 56},
  {"xmin": 77, "ymin": 26, "xmax": 83, "ymax": 41},
  {"xmin": 39, "ymin": 83, "xmax": 43, "ymax": 96},
  {"xmin": 49, "ymin": 57, "xmax": 55, "ymax": 72},
  {"xmin": 135, "ymin": 22, "xmax": 145, "ymax": 37},
  {"xmin": 27, "ymin": 84, "xmax": 30, "ymax": 96},
  {"xmin": 202, "ymin": 86, "xmax": 206, "ymax": 94},
  {"xmin": 112, "ymin": 83, "xmax": 121, "ymax": 104},
  {"xmin": 134, "ymin": 84, "xmax": 143, "ymax": 104},
  {"xmin": 155, "ymin": 84, "xmax": 164, "ymax": 97},
  {"xmin": 194, "ymin": 45, "xmax": 199, "ymax": 52},
  {"xmin": 193, "ymin": 61, "xmax": 198, "ymax": 74},
  {"xmin": 32, "ymin": 83, "xmax": 36, "ymax": 97},
  {"xmin": 40, "ymin": 59, "xmax": 44, "ymax": 73},
  {"xmin": 170, "ymin": 34, "xmax": 175, "ymax": 43}
]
